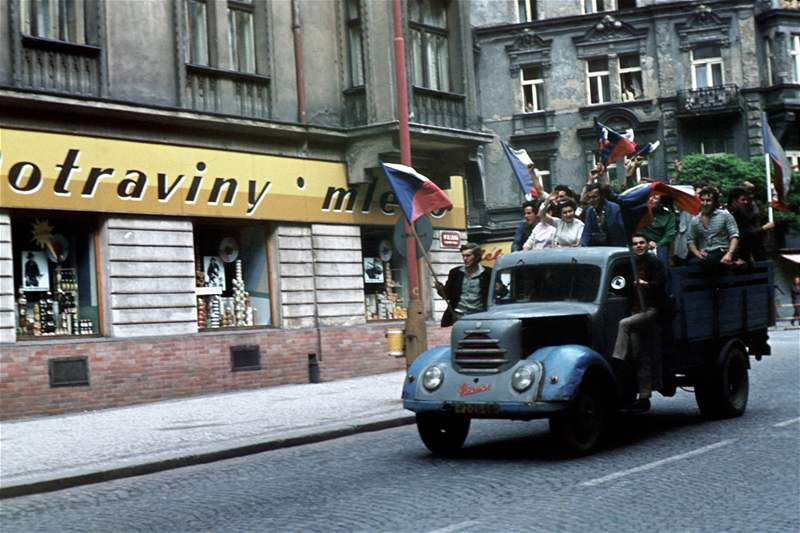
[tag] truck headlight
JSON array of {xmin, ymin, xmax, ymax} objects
[
  {"xmin": 512, "ymin": 364, "xmax": 537, "ymax": 392},
  {"xmin": 421, "ymin": 365, "xmax": 445, "ymax": 391}
]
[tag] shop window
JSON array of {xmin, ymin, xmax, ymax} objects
[
  {"xmin": 11, "ymin": 214, "xmax": 100, "ymax": 338},
  {"xmin": 362, "ymin": 228, "xmax": 408, "ymax": 321},
  {"xmin": 194, "ymin": 224, "xmax": 271, "ymax": 330}
]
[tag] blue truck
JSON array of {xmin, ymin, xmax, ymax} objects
[{"xmin": 402, "ymin": 247, "xmax": 774, "ymax": 455}]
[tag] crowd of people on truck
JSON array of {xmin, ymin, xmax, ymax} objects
[{"xmin": 435, "ymin": 152, "xmax": 781, "ymax": 409}]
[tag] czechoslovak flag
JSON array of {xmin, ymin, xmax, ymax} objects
[
  {"xmin": 380, "ymin": 162, "xmax": 453, "ymax": 223},
  {"xmin": 595, "ymin": 117, "xmax": 636, "ymax": 166},
  {"xmin": 762, "ymin": 112, "xmax": 792, "ymax": 210}
]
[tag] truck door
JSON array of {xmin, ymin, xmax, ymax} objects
[{"xmin": 603, "ymin": 258, "xmax": 634, "ymax": 356}]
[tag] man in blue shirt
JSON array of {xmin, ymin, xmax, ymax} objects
[
  {"xmin": 511, "ymin": 200, "xmax": 538, "ymax": 252},
  {"xmin": 580, "ymin": 183, "xmax": 627, "ymax": 247}
]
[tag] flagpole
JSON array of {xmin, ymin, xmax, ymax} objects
[
  {"xmin": 764, "ymin": 153, "xmax": 774, "ymax": 224},
  {"xmin": 392, "ymin": 0, "xmax": 427, "ymax": 366}
]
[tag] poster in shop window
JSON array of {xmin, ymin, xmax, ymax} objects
[
  {"xmin": 203, "ymin": 256, "xmax": 226, "ymax": 291},
  {"xmin": 21, "ymin": 250, "xmax": 50, "ymax": 292},
  {"xmin": 363, "ymin": 257, "xmax": 384, "ymax": 284}
]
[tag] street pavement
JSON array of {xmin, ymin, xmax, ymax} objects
[{"xmin": 0, "ymin": 370, "xmax": 413, "ymax": 498}]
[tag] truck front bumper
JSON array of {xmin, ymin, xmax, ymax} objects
[{"xmin": 403, "ymin": 399, "xmax": 566, "ymax": 420}]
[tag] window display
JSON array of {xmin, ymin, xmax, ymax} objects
[
  {"xmin": 362, "ymin": 229, "xmax": 407, "ymax": 321},
  {"xmin": 194, "ymin": 224, "xmax": 271, "ymax": 330},
  {"xmin": 12, "ymin": 215, "xmax": 99, "ymax": 337}
]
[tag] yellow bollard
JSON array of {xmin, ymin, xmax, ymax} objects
[{"xmin": 386, "ymin": 328, "xmax": 405, "ymax": 357}]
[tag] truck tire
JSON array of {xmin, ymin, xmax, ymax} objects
[
  {"xmin": 416, "ymin": 413, "xmax": 470, "ymax": 456},
  {"xmin": 695, "ymin": 343, "xmax": 749, "ymax": 418},
  {"xmin": 549, "ymin": 381, "xmax": 609, "ymax": 455}
]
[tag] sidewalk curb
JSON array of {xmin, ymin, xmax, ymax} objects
[{"xmin": 0, "ymin": 414, "xmax": 416, "ymax": 500}]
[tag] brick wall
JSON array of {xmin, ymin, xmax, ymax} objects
[{"xmin": 0, "ymin": 322, "xmax": 454, "ymax": 419}]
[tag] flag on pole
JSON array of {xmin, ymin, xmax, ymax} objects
[
  {"xmin": 762, "ymin": 112, "xmax": 792, "ymax": 209},
  {"xmin": 634, "ymin": 140, "xmax": 661, "ymax": 157},
  {"xmin": 500, "ymin": 140, "xmax": 539, "ymax": 197},
  {"xmin": 616, "ymin": 182, "xmax": 701, "ymax": 233},
  {"xmin": 595, "ymin": 118, "xmax": 637, "ymax": 166},
  {"xmin": 380, "ymin": 162, "xmax": 453, "ymax": 223}
]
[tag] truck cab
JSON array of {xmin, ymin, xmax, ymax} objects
[{"xmin": 402, "ymin": 247, "xmax": 773, "ymax": 455}]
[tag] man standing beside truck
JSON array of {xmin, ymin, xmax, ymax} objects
[{"xmin": 612, "ymin": 233, "xmax": 668, "ymax": 407}]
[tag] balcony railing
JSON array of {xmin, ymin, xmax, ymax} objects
[
  {"xmin": 412, "ymin": 86, "xmax": 466, "ymax": 129},
  {"xmin": 677, "ymin": 84, "xmax": 741, "ymax": 115},
  {"xmin": 18, "ymin": 36, "xmax": 101, "ymax": 96},
  {"xmin": 185, "ymin": 64, "xmax": 270, "ymax": 119}
]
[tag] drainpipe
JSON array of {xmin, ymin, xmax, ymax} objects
[
  {"xmin": 292, "ymin": 0, "xmax": 306, "ymax": 124},
  {"xmin": 392, "ymin": 0, "xmax": 427, "ymax": 365}
]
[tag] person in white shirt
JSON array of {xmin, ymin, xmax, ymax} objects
[
  {"xmin": 539, "ymin": 196, "xmax": 584, "ymax": 247},
  {"xmin": 522, "ymin": 198, "xmax": 556, "ymax": 250}
]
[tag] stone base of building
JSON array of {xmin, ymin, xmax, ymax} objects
[{"xmin": 0, "ymin": 322, "xmax": 453, "ymax": 420}]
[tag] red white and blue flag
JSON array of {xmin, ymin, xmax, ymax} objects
[
  {"xmin": 617, "ymin": 182, "xmax": 701, "ymax": 232},
  {"xmin": 500, "ymin": 140, "xmax": 537, "ymax": 197},
  {"xmin": 762, "ymin": 112, "xmax": 792, "ymax": 210},
  {"xmin": 595, "ymin": 118, "xmax": 637, "ymax": 166},
  {"xmin": 381, "ymin": 162, "xmax": 453, "ymax": 223}
]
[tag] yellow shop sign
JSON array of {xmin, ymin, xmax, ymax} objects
[{"xmin": 0, "ymin": 128, "xmax": 465, "ymax": 228}]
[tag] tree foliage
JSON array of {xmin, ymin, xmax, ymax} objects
[{"xmin": 677, "ymin": 154, "xmax": 800, "ymax": 231}]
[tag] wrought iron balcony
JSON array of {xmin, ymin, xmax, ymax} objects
[{"xmin": 676, "ymin": 84, "xmax": 741, "ymax": 116}]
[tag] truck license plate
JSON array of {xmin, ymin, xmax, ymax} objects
[{"xmin": 454, "ymin": 403, "xmax": 500, "ymax": 415}]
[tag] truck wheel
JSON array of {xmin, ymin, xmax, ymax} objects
[
  {"xmin": 416, "ymin": 413, "xmax": 470, "ymax": 456},
  {"xmin": 695, "ymin": 343, "xmax": 749, "ymax": 418},
  {"xmin": 549, "ymin": 382, "xmax": 608, "ymax": 455}
]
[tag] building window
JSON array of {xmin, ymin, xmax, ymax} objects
[
  {"xmin": 12, "ymin": 213, "xmax": 100, "ymax": 338},
  {"xmin": 791, "ymin": 35, "xmax": 800, "ymax": 83},
  {"xmin": 409, "ymin": 0, "xmax": 450, "ymax": 92},
  {"xmin": 228, "ymin": 0, "xmax": 256, "ymax": 73},
  {"xmin": 697, "ymin": 138, "xmax": 728, "ymax": 156},
  {"xmin": 765, "ymin": 37, "xmax": 776, "ymax": 86},
  {"xmin": 618, "ymin": 53, "xmax": 643, "ymax": 101},
  {"xmin": 346, "ymin": 0, "xmax": 365, "ymax": 87},
  {"xmin": 583, "ymin": 0, "xmax": 614, "ymax": 14},
  {"xmin": 20, "ymin": 0, "xmax": 86, "ymax": 44},
  {"xmin": 618, "ymin": 0, "xmax": 636, "ymax": 9},
  {"xmin": 586, "ymin": 57, "xmax": 610, "ymax": 104},
  {"xmin": 194, "ymin": 224, "xmax": 272, "ymax": 329},
  {"xmin": 186, "ymin": 0, "xmax": 210, "ymax": 65},
  {"xmin": 521, "ymin": 65, "xmax": 544, "ymax": 112},
  {"xmin": 362, "ymin": 229, "xmax": 407, "ymax": 321},
  {"xmin": 691, "ymin": 45, "xmax": 723, "ymax": 89},
  {"xmin": 517, "ymin": 0, "xmax": 537, "ymax": 22}
]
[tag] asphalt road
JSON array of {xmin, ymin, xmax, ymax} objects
[{"xmin": 1, "ymin": 331, "xmax": 798, "ymax": 533}]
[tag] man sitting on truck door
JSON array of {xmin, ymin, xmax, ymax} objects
[
  {"xmin": 435, "ymin": 242, "xmax": 493, "ymax": 327},
  {"xmin": 687, "ymin": 186, "xmax": 740, "ymax": 277},
  {"xmin": 612, "ymin": 233, "xmax": 668, "ymax": 407}
]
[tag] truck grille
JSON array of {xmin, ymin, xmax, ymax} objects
[{"xmin": 453, "ymin": 328, "xmax": 508, "ymax": 374}]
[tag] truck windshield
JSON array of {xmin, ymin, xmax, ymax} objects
[{"xmin": 494, "ymin": 263, "xmax": 601, "ymax": 304}]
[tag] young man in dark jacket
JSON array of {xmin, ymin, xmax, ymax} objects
[
  {"xmin": 435, "ymin": 242, "xmax": 492, "ymax": 327},
  {"xmin": 612, "ymin": 233, "xmax": 668, "ymax": 407}
]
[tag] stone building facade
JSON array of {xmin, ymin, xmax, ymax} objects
[
  {"xmin": 468, "ymin": 0, "xmax": 800, "ymax": 244},
  {"xmin": 0, "ymin": 0, "xmax": 491, "ymax": 418}
]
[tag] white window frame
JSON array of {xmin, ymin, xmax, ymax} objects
[
  {"xmin": 586, "ymin": 58, "xmax": 610, "ymax": 105},
  {"xmin": 791, "ymin": 35, "xmax": 800, "ymax": 84},
  {"xmin": 618, "ymin": 53, "xmax": 643, "ymax": 101},
  {"xmin": 409, "ymin": 0, "xmax": 450, "ymax": 92},
  {"xmin": 520, "ymin": 66, "xmax": 544, "ymax": 113},
  {"xmin": 699, "ymin": 139, "xmax": 727, "ymax": 156},
  {"xmin": 765, "ymin": 37, "xmax": 775, "ymax": 86},
  {"xmin": 517, "ymin": 0, "xmax": 536, "ymax": 22},
  {"xmin": 787, "ymin": 151, "xmax": 800, "ymax": 174},
  {"xmin": 583, "ymin": 0, "xmax": 614, "ymax": 15},
  {"xmin": 186, "ymin": 0, "xmax": 210, "ymax": 66},
  {"xmin": 691, "ymin": 47, "xmax": 724, "ymax": 89}
]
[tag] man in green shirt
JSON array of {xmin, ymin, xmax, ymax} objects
[{"xmin": 641, "ymin": 194, "xmax": 676, "ymax": 267}]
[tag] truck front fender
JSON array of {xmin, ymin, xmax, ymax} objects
[
  {"xmin": 402, "ymin": 345, "xmax": 450, "ymax": 400},
  {"xmin": 529, "ymin": 345, "xmax": 615, "ymax": 402}
]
